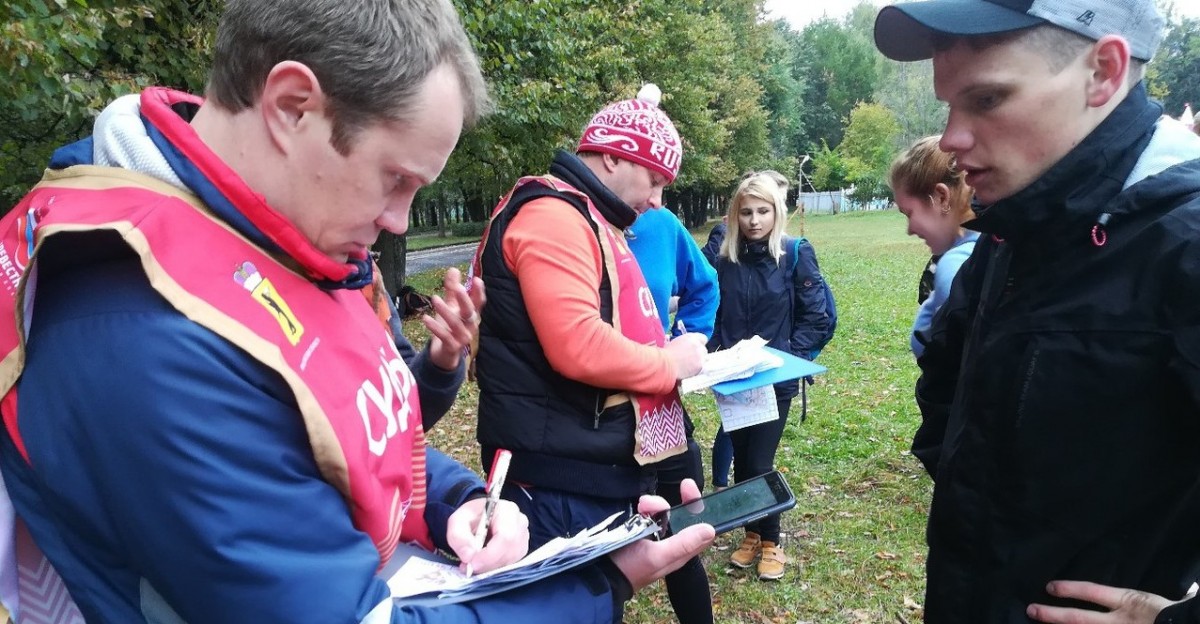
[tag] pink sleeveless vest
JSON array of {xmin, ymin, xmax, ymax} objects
[
  {"xmin": 479, "ymin": 175, "xmax": 687, "ymax": 464},
  {"xmin": 0, "ymin": 167, "xmax": 431, "ymax": 621}
]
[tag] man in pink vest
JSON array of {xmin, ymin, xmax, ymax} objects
[
  {"xmin": 472, "ymin": 83, "xmax": 709, "ymax": 582},
  {"xmin": 0, "ymin": 1, "xmax": 714, "ymax": 622}
]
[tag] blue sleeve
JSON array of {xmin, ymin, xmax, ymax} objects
[
  {"xmin": 423, "ymin": 447, "xmax": 486, "ymax": 552},
  {"xmin": 911, "ymin": 242, "xmax": 975, "ymax": 357},
  {"xmin": 790, "ymin": 241, "xmax": 834, "ymax": 360},
  {"xmin": 701, "ymin": 222, "xmax": 725, "ymax": 268},
  {"xmin": 10, "ymin": 257, "xmax": 617, "ymax": 624},
  {"xmin": 708, "ymin": 259, "xmax": 725, "ymax": 352},
  {"xmin": 911, "ymin": 297, "xmax": 936, "ymax": 357},
  {"xmin": 393, "ymin": 567, "xmax": 618, "ymax": 623},
  {"xmin": 16, "ymin": 266, "xmax": 399, "ymax": 623},
  {"xmin": 389, "ymin": 296, "xmax": 465, "ymax": 431},
  {"xmin": 669, "ymin": 216, "xmax": 718, "ymax": 340}
]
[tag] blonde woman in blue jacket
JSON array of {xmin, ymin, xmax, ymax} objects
[{"xmin": 710, "ymin": 173, "xmax": 834, "ymax": 580}]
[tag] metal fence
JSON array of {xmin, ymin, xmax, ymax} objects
[{"xmin": 797, "ymin": 190, "xmax": 891, "ymax": 214}]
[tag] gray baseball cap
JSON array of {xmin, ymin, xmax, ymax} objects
[{"xmin": 874, "ymin": 0, "xmax": 1165, "ymax": 62}]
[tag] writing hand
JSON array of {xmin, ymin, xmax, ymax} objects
[
  {"xmin": 446, "ymin": 496, "xmax": 528, "ymax": 576},
  {"xmin": 665, "ymin": 333, "xmax": 706, "ymax": 380}
]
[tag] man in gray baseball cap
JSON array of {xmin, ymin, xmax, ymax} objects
[
  {"xmin": 875, "ymin": 0, "xmax": 1165, "ymax": 63},
  {"xmin": 874, "ymin": 1, "xmax": 1200, "ymax": 623}
]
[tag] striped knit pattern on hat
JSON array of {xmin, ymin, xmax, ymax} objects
[{"xmin": 577, "ymin": 84, "xmax": 683, "ymax": 183}]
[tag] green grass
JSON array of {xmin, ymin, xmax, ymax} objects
[
  {"xmin": 402, "ymin": 210, "xmax": 934, "ymax": 623},
  {"xmin": 405, "ymin": 233, "xmax": 480, "ymax": 251}
]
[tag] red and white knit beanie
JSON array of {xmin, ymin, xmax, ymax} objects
[{"xmin": 577, "ymin": 84, "xmax": 682, "ymax": 183}]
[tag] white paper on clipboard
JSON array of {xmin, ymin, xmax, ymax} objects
[{"xmin": 713, "ymin": 384, "xmax": 778, "ymax": 431}]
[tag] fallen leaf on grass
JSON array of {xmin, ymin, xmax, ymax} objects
[{"xmin": 875, "ymin": 551, "xmax": 899, "ymax": 560}]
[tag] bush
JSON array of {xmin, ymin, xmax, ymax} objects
[{"xmin": 450, "ymin": 221, "xmax": 488, "ymax": 237}]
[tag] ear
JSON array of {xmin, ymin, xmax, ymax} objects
[
  {"xmin": 259, "ymin": 61, "xmax": 329, "ymax": 154},
  {"xmin": 932, "ymin": 183, "xmax": 952, "ymax": 210},
  {"xmin": 601, "ymin": 152, "xmax": 623, "ymax": 174},
  {"xmin": 1085, "ymin": 35, "xmax": 1131, "ymax": 108}
]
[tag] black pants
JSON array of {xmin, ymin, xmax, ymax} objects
[
  {"xmin": 655, "ymin": 439, "xmax": 714, "ymax": 624},
  {"xmin": 728, "ymin": 389, "xmax": 793, "ymax": 543}
]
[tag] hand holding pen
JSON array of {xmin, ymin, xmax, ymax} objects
[
  {"xmin": 666, "ymin": 321, "xmax": 706, "ymax": 379},
  {"xmin": 455, "ymin": 449, "xmax": 526, "ymax": 578}
]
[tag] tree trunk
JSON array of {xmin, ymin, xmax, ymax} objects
[
  {"xmin": 373, "ymin": 231, "xmax": 407, "ymax": 306},
  {"xmin": 410, "ymin": 200, "xmax": 423, "ymax": 229},
  {"xmin": 464, "ymin": 189, "xmax": 489, "ymax": 223},
  {"xmin": 436, "ymin": 194, "xmax": 447, "ymax": 238},
  {"xmin": 677, "ymin": 189, "xmax": 704, "ymax": 229}
]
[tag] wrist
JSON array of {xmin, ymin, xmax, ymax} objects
[
  {"xmin": 595, "ymin": 556, "xmax": 633, "ymax": 620},
  {"xmin": 430, "ymin": 349, "xmax": 461, "ymax": 372},
  {"xmin": 426, "ymin": 342, "xmax": 464, "ymax": 373}
]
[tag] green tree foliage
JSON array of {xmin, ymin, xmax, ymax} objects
[
  {"xmin": 875, "ymin": 59, "xmax": 947, "ymax": 148},
  {"xmin": 811, "ymin": 140, "xmax": 849, "ymax": 192},
  {"xmin": 794, "ymin": 15, "xmax": 879, "ymax": 153},
  {"xmin": 11, "ymin": 0, "xmax": 1192, "ymax": 234},
  {"xmin": 447, "ymin": 0, "xmax": 619, "ymax": 220},
  {"xmin": 1150, "ymin": 17, "xmax": 1200, "ymax": 117},
  {"xmin": 759, "ymin": 21, "xmax": 806, "ymax": 164},
  {"xmin": 837, "ymin": 102, "xmax": 901, "ymax": 203},
  {"xmin": 0, "ymin": 0, "xmax": 217, "ymax": 205},
  {"xmin": 444, "ymin": 0, "xmax": 780, "ymax": 228}
]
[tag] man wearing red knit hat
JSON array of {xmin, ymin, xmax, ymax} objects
[{"xmin": 472, "ymin": 85, "xmax": 707, "ymax": 574}]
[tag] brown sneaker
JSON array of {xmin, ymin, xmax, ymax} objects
[
  {"xmin": 729, "ymin": 531, "xmax": 761, "ymax": 568},
  {"xmin": 757, "ymin": 541, "xmax": 787, "ymax": 580}
]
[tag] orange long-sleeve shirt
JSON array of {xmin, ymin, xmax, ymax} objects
[{"xmin": 502, "ymin": 197, "xmax": 677, "ymax": 395}]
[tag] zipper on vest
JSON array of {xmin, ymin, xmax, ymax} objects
[{"xmin": 594, "ymin": 393, "xmax": 604, "ymax": 429}]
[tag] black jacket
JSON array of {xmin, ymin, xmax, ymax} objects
[
  {"xmin": 701, "ymin": 221, "xmax": 726, "ymax": 267},
  {"xmin": 915, "ymin": 84, "xmax": 1200, "ymax": 623},
  {"xmin": 475, "ymin": 151, "xmax": 656, "ymax": 499},
  {"xmin": 710, "ymin": 237, "xmax": 832, "ymax": 397}
]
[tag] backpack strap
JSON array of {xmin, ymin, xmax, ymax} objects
[
  {"xmin": 788, "ymin": 236, "xmax": 806, "ymax": 275},
  {"xmin": 792, "ymin": 238, "xmax": 813, "ymax": 422},
  {"xmin": 801, "ymin": 378, "xmax": 808, "ymax": 423}
]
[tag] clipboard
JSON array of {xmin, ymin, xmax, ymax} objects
[
  {"xmin": 385, "ymin": 512, "xmax": 660, "ymax": 607},
  {"xmin": 712, "ymin": 347, "xmax": 826, "ymax": 394}
]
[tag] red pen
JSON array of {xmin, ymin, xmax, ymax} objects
[{"xmin": 465, "ymin": 449, "xmax": 511, "ymax": 578}]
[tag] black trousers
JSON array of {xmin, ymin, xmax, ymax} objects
[
  {"xmin": 655, "ymin": 439, "xmax": 714, "ymax": 624},
  {"xmin": 728, "ymin": 389, "xmax": 793, "ymax": 543}
]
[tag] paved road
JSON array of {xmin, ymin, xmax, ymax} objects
[{"xmin": 405, "ymin": 242, "xmax": 478, "ymax": 276}]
